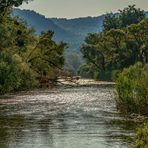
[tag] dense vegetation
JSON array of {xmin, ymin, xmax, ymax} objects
[
  {"xmin": 0, "ymin": 2, "xmax": 147, "ymax": 147},
  {"xmin": 12, "ymin": 8, "xmax": 148, "ymax": 75},
  {"xmin": 0, "ymin": 1, "xmax": 67, "ymax": 94},
  {"xmin": 132, "ymin": 123, "xmax": 148, "ymax": 148},
  {"xmin": 79, "ymin": 5, "xmax": 148, "ymax": 80},
  {"xmin": 115, "ymin": 63, "xmax": 148, "ymax": 115},
  {"xmin": 79, "ymin": 5, "xmax": 148, "ymax": 115},
  {"xmin": 12, "ymin": 9, "xmax": 105, "ymax": 74}
]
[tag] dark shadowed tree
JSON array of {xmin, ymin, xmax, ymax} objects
[
  {"xmin": 0, "ymin": 0, "xmax": 32, "ymax": 16},
  {"xmin": 119, "ymin": 5, "xmax": 145, "ymax": 27},
  {"xmin": 103, "ymin": 5, "xmax": 145, "ymax": 30},
  {"xmin": 103, "ymin": 13, "xmax": 119, "ymax": 31}
]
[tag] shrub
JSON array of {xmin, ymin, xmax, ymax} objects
[
  {"xmin": 0, "ymin": 52, "xmax": 21, "ymax": 94},
  {"xmin": 132, "ymin": 122, "xmax": 148, "ymax": 148},
  {"xmin": 19, "ymin": 64, "xmax": 39, "ymax": 90},
  {"xmin": 115, "ymin": 63, "xmax": 148, "ymax": 115},
  {"xmin": 0, "ymin": 63, "xmax": 21, "ymax": 94},
  {"xmin": 12, "ymin": 55, "xmax": 39, "ymax": 90},
  {"xmin": 77, "ymin": 64, "xmax": 94, "ymax": 78},
  {"xmin": 0, "ymin": 52, "xmax": 39, "ymax": 94}
]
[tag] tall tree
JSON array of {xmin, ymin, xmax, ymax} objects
[
  {"xmin": 0, "ymin": 4, "xmax": 67, "ymax": 93},
  {"xmin": 80, "ymin": 6, "xmax": 147, "ymax": 80},
  {"xmin": 103, "ymin": 13, "xmax": 119, "ymax": 31},
  {"xmin": 103, "ymin": 5, "xmax": 145, "ymax": 30},
  {"xmin": 0, "ymin": 0, "xmax": 32, "ymax": 20},
  {"xmin": 119, "ymin": 5, "xmax": 145, "ymax": 27},
  {"xmin": 0, "ymin": 0, "xmax": 31, "ymax": 8}
]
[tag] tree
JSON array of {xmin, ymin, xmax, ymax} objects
[
  {"xmin": 0, "ymin": 5, "xmax": 67, "ymax": 93},
  {"xmin": 80, "ymin": 6, "xmax": 147, "ymax": 80},
  {"xmin": 127, "ymin": 18, "xmax": 148, "ymax": 65},
  {"xmin": 0, "ymin": 0, "xmax": 31, "ymax": 9},
  {"xmin": 81, "ymin": 33, "xmax": 105, "ymax": 71},
  {"xmin": 103, "ymin": 13, "xmax": 119, "ymax": 31},
  {"xmin": 26, "ymin": 31, "xmax": 67, "ymax": 84},
  {"xmin": 0, "ymin": 0, "xmax": 32, "ymax": 16},
  {"xmin": 119, "ymin": 5, "xmax": 145, "ymax": 27},
  {"xmin": 103, "ymin": 5, "xmax": 145, "ymax": 30}
]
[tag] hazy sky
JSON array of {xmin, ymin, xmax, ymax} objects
[{"xmin": 20, "ymin": 0, "xmax": 148, "ymax": 18}]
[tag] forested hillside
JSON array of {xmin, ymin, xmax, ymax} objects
[
  {"xmin": 12, "ymin": 9, "xmax": 105, "ymax": 73},
  {"xmin": 13, "ymin": 9, "xmax": 104, "ymax": 51},
  {"xmin": 13, "ymin": 9, "xmax": 148, "ymax": 51},
  {"xmin": 12, "ymin": 8, "xmax": 148, "ymax": 74}
]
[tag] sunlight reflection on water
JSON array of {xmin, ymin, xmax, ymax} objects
[{"xmin": 0, "ymin": 87, "xmax": 133, "ymax": 148}]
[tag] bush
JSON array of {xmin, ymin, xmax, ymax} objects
[
  {"xmin": 0, "ymin": 52, "xmax": 21, "ymax": 94},
  {"xmin": 115, "ymin": 63, "xmax": 148, "ymax": 115},
  {"xmin": 77, "ymin": 64, "xmax": 94, "ymax": 78},
  {"xmin": 12, "ymin": 55, "xmax": 39, "ymax": 90},
  {"xmin": 0, "ymin": 63, "xmax": 21, "ymax": 94},
  {"xmin": 0, "ymin": 52, "xmax": 39, "ymax": 94},
  {"xmin": 19, "ymin": 65, "xmax": 39, "ymax": 90},
  {"xmin": 132, "ymin": 123, "xmax": 148, "ymax": 148}
]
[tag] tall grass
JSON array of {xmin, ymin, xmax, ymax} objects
[
  {"xmin": 132, "ymin": 122, "xmax": 148, "ymax": 148},
  {"xmin": 115, "ymin": 63, "xmax": 148, "ymax": 115}
]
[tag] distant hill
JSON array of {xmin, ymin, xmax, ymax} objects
[
  {"xmin": 12, "ymin": 9, "xmax": 148, "ymax": 51},
  {"xmin": 12, "ymin": 9, "xmax": 148, "ymax": 74},
  {"xmin": 13, "ymin": 9, "xmax": 104, "ymax": 51}
]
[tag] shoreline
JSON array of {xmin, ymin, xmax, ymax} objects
[
  {"xmin": 57, "ymin": 78, "xmax": 116, "ymax": 87},
  {"xmin": 0, "ymin": 79, "xmax": 115, "ymax": 97}
]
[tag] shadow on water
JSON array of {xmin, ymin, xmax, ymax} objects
[{"xmin": 0, "ymin": 86, "xmax": 136, "ymax": 148}]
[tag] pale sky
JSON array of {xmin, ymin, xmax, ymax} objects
[{"xmin": 20, "ymin": 0, "xmax": 148, "ymax": 18}]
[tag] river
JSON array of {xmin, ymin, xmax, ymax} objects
[{"xmin": 0, "ymin": 86, "xmax": 135, "ymax": 148}]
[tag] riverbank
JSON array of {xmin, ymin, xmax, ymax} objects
[
  {"xmin": 0, "ymin": 79, "xmax": 115, "ymax": 96},
  {"xmin": 57, "ymin": 78, "xmax": 116, "ymax": 87}
]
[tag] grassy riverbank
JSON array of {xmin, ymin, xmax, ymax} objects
[
  {"xmin": 114, "ymin": 63, "xmax": 148, "ymax": 147},
  {"xmin": 132, "ymin": 123, "xmax": 148, "ymax": 148},
  {"xmin": 115, "ymin": 63, "xmax": 148, "ymax": 116}
]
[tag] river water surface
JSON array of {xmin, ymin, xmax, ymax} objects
[{"xmin": 0, "ymin": 86, "xmax": 134, "ymax": 148}]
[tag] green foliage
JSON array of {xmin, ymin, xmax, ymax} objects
[
  {"xmin": 132, "ymin": 123, "xmax": 148, "ymax": 148},
  {"xmin": 65, "ymin": 51, "xmax": 83, "ymax": 75},
  {"xmin": 0, "ymin": 7, "xmax": 66, "ymax": 94},
  {"xmin": 0, "ymin": 0, "xmax": 31, "ymax": 9},
  {"xmin": 80, "ymin": 5, "xmax": 147, "ymax": 81},
  {"xmin": 77, "ymin": 64, "xmax": 94, "ymax": 78},
  {"xmin": 115, "ymin": 63, "xmax": 148, "ymax": 115},
  {"xmin": 27, "ymin": 31, "xmax": 67, "ymax": 82},
  {"xmin": 13, "ymin": 8, "xmax": 104, "ymax": 62},
  {"xmin": 103, "ymin": 13, "xmax": 120, "ymax": 31},
  {"xmin": 0, "ymin": 52, "xmax": 21, "ymax": 93},
  {"xmin": 103, "ymin": 5, "xmax": 145, "ymax": 30},
  {"xmin": 0, "ymin": 0, "xmax": 32, "ymax": 18},
  {"xmin": 119, "ymin": 5, "xmax": 145, "ymax": 28}
]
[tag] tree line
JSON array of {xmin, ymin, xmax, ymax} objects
[
  {"xmin": 78, "ymin": 5, "xmax": 148, "ymax": 80},
  {"xmin": 79, "ymin": 7, "xmax": 148, "ymax": 146},
  {"xmin": 79, "ymin": 5, "xmax": 148, "ymax": 115},
  {"xmin": 0, "ymin": 0, "xmax": 67, "ymax": 93}
]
